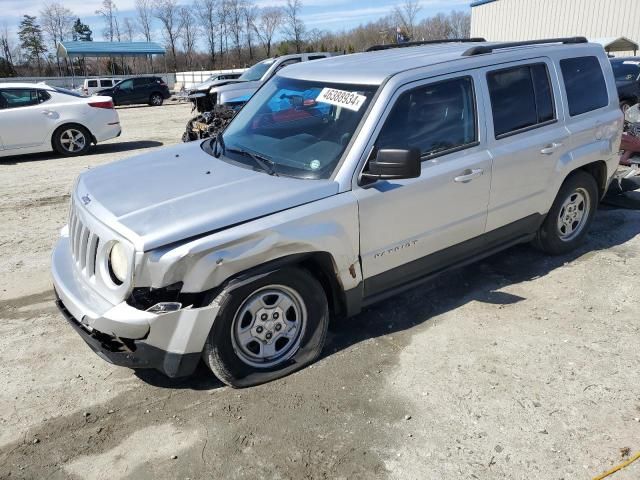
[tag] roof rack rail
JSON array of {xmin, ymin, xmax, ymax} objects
[
  {"xmin": 366, "ymin": 38, "xmax": 487, "ymax": 52},
  {"xmin": 462, "ymin": 36, "xmax": 588, "ymax": 56}
]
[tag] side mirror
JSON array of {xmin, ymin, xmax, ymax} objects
[{"xmin": 361, "ymin": 148, "xmax": 421, "ymax": 181}]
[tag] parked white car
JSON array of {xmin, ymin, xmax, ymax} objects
[
  {"xmin": 82, "ymin": 78, "xmax": 117, "ymax": 96},
  {"xmin": 0, "ymin": 83, "xmax": 121, "ymax": 157}
]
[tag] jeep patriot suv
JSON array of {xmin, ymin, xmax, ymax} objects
[{"xmin": 52, "ymin": 38, "xmax": 623, "ymax": 387}]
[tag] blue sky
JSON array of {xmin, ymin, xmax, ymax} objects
[{"xmin": 2, "ymin": 0, "xmax": 470, "ymax": 44}]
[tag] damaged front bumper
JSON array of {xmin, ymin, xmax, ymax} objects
[{"xmin": 51, "ymin": 236, "xmax": 220, "ymax": 377}]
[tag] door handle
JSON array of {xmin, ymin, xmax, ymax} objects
[
  {"xmin": 41, "ymin": 110, "xmax": 55, "ymax": 116},
  {"xmin": 454, "ymin": 168, "xmax": 483, "ymax": 183},
  {"xmin": 540, "ymin": 142, "xmax": 563, "ymax": 155}
]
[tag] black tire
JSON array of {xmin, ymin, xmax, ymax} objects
[
  {"xmin": 203, "ymin": 267, "xmax": 329, "ymax": 388},
  {"xmin": 534, "ymin": 170, "xmax": 598, "ymax": 255},
  {"xmin": 149, "ymin": 93, "xmax": 164, "ymax": 106},
  {"xmin": 52, "ymin": 124, "xmax": 92, "ymax": 156}
]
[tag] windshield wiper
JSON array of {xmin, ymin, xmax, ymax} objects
[{"xmin": 227, "ymin": 146, "xmax": 278, "ymax": 176}]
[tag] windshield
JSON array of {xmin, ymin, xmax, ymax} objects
[
  {"xmin": 612, "ymin": 61, "xmax": 640, "ymax": 81},
  {"xmin": 206, "ymin": 76, "xmax": 378, "ymax": 179},
  {"xmin": 239, "ymin": 59, "xmax": 274, "ymax": 82}
]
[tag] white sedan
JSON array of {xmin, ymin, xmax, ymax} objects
[{"xmin": 0, "ymin": 82, "xmax": 121, "ymax": 158}]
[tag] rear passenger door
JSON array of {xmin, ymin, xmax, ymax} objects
[
  {"xmin": 356, "ymin": 73, "xmax": 492, "ymax": 297},
  {"xmin": 133, "ymin": 78, "xmax": 151, "ymax": 103},
  {"xmin": 482, "ymin": 58, "xmax": 570, "ymax": 232}
]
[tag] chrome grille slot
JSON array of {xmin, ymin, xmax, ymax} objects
[{"xmin": 69, "ymin": 201, "xmax": 100, "ymax": 279}]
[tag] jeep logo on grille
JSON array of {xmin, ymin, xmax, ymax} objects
[{"xmin": 81, "ymin": 194, "xmax": 91, "ymax": 206}]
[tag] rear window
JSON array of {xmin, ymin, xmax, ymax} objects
[
  {"xmin": 87, "ymin": 80, "xmax": 98, "ymax": 87},
  {"xmin": 487, "ymin": 63, "xmax": 555, "ymax": 137},
  {"xmin": 560, "ymin": 56, "xmax": 609, "ymax": 116}
]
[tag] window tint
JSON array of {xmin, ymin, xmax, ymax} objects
[
  {"xmin": 87, "ymin": 80, "xmax": 98, "ymax": 87},
  {"xmin": 119, "ymin": 79, "xmax": 134, "ymax": 90},
  {"xmin": 276, "ymin": 58, "xmax": 301, "ymax": 72},
  {"xmin": 38, "ymin": 90, "xmax": 51, "ymax": 103},
  {"xmin": 0, "ymin": 89, "xmax": 40, "ymax": 108},
  {"xmin": 100, "ymin": 80, "xmax": 113, "ymax": 87},
  {"xmin": 487, "ymin": 63, "xmax": 555, "ymax": 137},
  {"xmin": 133, "ymin": 78, "xmax": 148, "ymax": 87},
  {"xmin": 377, "ymin": 76, "xmax": 477, "ymax": 157},
  {"xmin": 560, "ymin": 56, "xmax": 609, "ymax": 116}
]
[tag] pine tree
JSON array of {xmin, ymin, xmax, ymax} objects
[
  {"xmin": 72, "ymin": 18, "xmax": 93, "ymax": 41},
  {"xmin": 18, "ymin": 15, "xmax": 47, "ymax": 75}
]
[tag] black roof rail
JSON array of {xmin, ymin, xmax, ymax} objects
[
  {"xmin": 366, "ymin": 38, "xmax": 487, "ymax": 52},
  {"xmin": 462, "ymin": 36, "xmax": 588, "ymax": 56}
]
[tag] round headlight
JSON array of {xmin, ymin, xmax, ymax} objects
[{"xmin": 108, "ymin": 242, "xmax": 128, "ymax": 284}]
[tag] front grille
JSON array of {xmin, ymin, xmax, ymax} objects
[{"xmin": 69, "ymin": 202, "xmax": 100, "ymax": 278}]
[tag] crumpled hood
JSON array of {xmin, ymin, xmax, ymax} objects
[
  {"xmin": 76, "ymin": 142, "xmax": 339, "ymax": 251},
  {"xmin": 214, "ymin": 81, "xmax": 261, "ymax": 104}
]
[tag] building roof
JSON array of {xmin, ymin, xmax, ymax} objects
[
  {"xmin": 470, "ymin": 0, "xmax": 498, "ymax": 6},
  {"xmin": 591, "ymin": 37, "xmax": 639, "ymax": 52},
  {"xmin": 57, "ymin": 41, "xmax": 166, "ymax": 58}
]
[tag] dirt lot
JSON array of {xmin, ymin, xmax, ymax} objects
[{"xmin": 1, "ymin": 102, "xmax": 639, "ymax": 480}]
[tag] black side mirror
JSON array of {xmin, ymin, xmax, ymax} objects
[{"xmin": 362, "ymin": 148, "xmax": 421, "ymax": 181}]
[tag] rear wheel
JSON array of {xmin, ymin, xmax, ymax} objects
[
  {"xmin": 52, "ymin": 125, "xmax": 91, "ymax": 156},
  {"xmin": 534, "ymin": 171, "xmax": 598, "ymax": 255},
  {"xmin": 203, "ymin": 267, "xmax": 329, "ymax": 388},
  {"xmin": 149, "ymin": 93, "xmax": 164, "ymax": 106}
]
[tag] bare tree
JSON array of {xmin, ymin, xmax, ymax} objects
[
  {"xmin": 1, "ymin": 22, "xmax": 16, "ymax": 75},
  {"xmin": 283, "ymin": 0, "xmax": 305, "ymax": 53},
  {"xmin": 447, "ymin": 10, "xmax": 470, "ymax": 38},
  {"xmin": 217, "ymin": 0, "xmax": 230, "ymax": 66},
  {"xmin": 135, "ymin": 0, "xmax": 154, "ymax": 41},
  {"xmin": 242, "ymin": 2, "xmax": 258, "ymax": 60},
  {"xmin": 197, "ymin": 0, "xmax": 218, "ymax": 68},
  {"xmin": 180, "ymin": 7, "xmax": 198, "ymax": 69},
  {"xmin": 154, "ymin": 0, "xmax": 183, "ymax": 71},
  {"xmin": 123, "ymin": 17, "xmax": 135, "ymax": 41},
  {"xmin": 40, "ymin": 2, "xmax": 74, "ymax": 74},
  {"xmin": 96, "ymin": 0, "xmax": 118, "ymax": 41},
  {"xmin": 393, "ymin": 0, "xmax": 421, "ymax": 41},
  {"xmin": 255, "ymin": 7, "xmax": 282, "ymax": 57},
  {"xmin": 226, "ymin": 0, "xmax": 244, "ymax": 62}
]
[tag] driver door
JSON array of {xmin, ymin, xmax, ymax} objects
[
  {"xmin": 115, "ymin": 79, "xmax": 134, "ymax": 104},
  {"xmin": 354, "ymin": 73, "xmax": 492, "ymax": 298}
]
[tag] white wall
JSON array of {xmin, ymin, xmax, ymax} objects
[{"xmin": 471, "ymin": 0, "xmax": 640, "ymax": 56}]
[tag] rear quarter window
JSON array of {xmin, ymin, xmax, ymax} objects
[
  {"xmin": 87, "ymin": 80, "xmax": 98, "ymax": 87},
  {"xmin": 100, "ymin": 80, "xmax": 113, "ymax": 87},
  {"xmin": 560, "ymin": 56, "xmax": 609, "ymax": 116}
]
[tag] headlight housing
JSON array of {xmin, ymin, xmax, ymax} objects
[{"xmin": 108, "ymin": 241, "xmax": 128, "ymax": 285}]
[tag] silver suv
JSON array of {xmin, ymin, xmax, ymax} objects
[{"xmin": 52, "ymin": 38, "xmax": 622, "ymax": 387}]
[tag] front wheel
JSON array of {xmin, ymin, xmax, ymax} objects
[
  {"xmin": 149, "ymin": 93, "xmax": 164, "ymax": 106},
  {"xmin": 534, "ymin": 170, "xmax": 598, "ymax": 255},
  {"xmin": 203, "ymin": 268, "xmax": 329, "ymax": 388}
]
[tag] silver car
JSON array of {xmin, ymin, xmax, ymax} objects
[{"xmin": 52, "ymin": 38, "xmax": 622, "ymax": 387}]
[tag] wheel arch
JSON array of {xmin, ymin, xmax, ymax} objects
[
  {"xmin": 575, "ymin": 160, "xmax": 608, "ymax": 199},
  {"xmin": 50, "ymin": 122, "xmax": 96, "ymax": 150}
]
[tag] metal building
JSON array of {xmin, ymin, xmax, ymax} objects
[{"xmin": 471, "ymin": 0, "xmax": 640, "ymax": 56}]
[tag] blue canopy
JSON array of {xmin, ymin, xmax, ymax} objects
[{"xmin": 57, "ymin": 41, "xmax": 166, "ymax": 58}]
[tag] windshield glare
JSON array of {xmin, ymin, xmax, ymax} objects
[
  {"xmin": 213, "ymin": 76, "xmax": 377, "ymax": 179},
  {"xmin": 239, "ymin": 59, "xmax": 274, "ymax": 82}
]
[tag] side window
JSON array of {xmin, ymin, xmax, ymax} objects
[
  {"xmin": 0, "ymin": 89, "xmax": 40, "ymax": 109},
  {"xmin": 100, "ymin": 80, "xmax": 113, "ymax": 87},
  {"xmin": 119, "ymin": 79, "xmax": 134, "ymax": 90},
  {"xmin": 487, "ymin": 63, "xmax": 555, "ymax": 137},
  {"xmin": 87, "ymin": 80, "xmax": 98, "ymax": 88},
  {"xmin": 376, "ymin": 76, "xmax": 477, "ymax": 158},
  {"xmin": 38, "ymin": 90, "xmax": 51, "ymax": 103},
  {"xmin": 560, "ymin": 56, "xmax": 609, "ymax": 116},
  {"xmin": 133, "ymin": 78, "xmax": 148, "ymax": 87}
]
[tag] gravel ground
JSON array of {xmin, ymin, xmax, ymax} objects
[{"xmin": 1, "ymin": 102, "xmax": 639, "ymax": 480}]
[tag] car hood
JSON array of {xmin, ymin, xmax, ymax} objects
[
  {"xmin": 214, "ymin": 81, "xmax": 260, "ymax": 103},
  {"xmin": 190, "ymin": 78, "xmax": 244, "ymax": 92},
  {"xmin": 76, "ymin": 142, "xmax": 339, "ymax": 251},
  {"xmin": 95, "ymin": 87, "xmax": 114, "ymax": 96}
]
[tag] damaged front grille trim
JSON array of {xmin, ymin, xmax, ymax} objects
[{"xmin": 69, "ymin": 198, "xmax": 100, "ymax": 279}]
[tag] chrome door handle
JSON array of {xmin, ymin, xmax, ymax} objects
[
  {"xmin": 540, "ymin": 142, "xmax": 563, "ymax": 155},
  {"xmin": 42, "ymin": 110, "xmax": 54, "ymax": 116},
  {"xmin": 454, "ymin": 168, "xmax": 483, "ymax": 183}
]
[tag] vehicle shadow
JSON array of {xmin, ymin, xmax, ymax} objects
[
  {"xmin": 133, "ymin": 208, "xmax": 639, "ymax": 390},
  {"xmin": 0, "ymin": 141, "xmax": 163, "ymax": 165}
]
